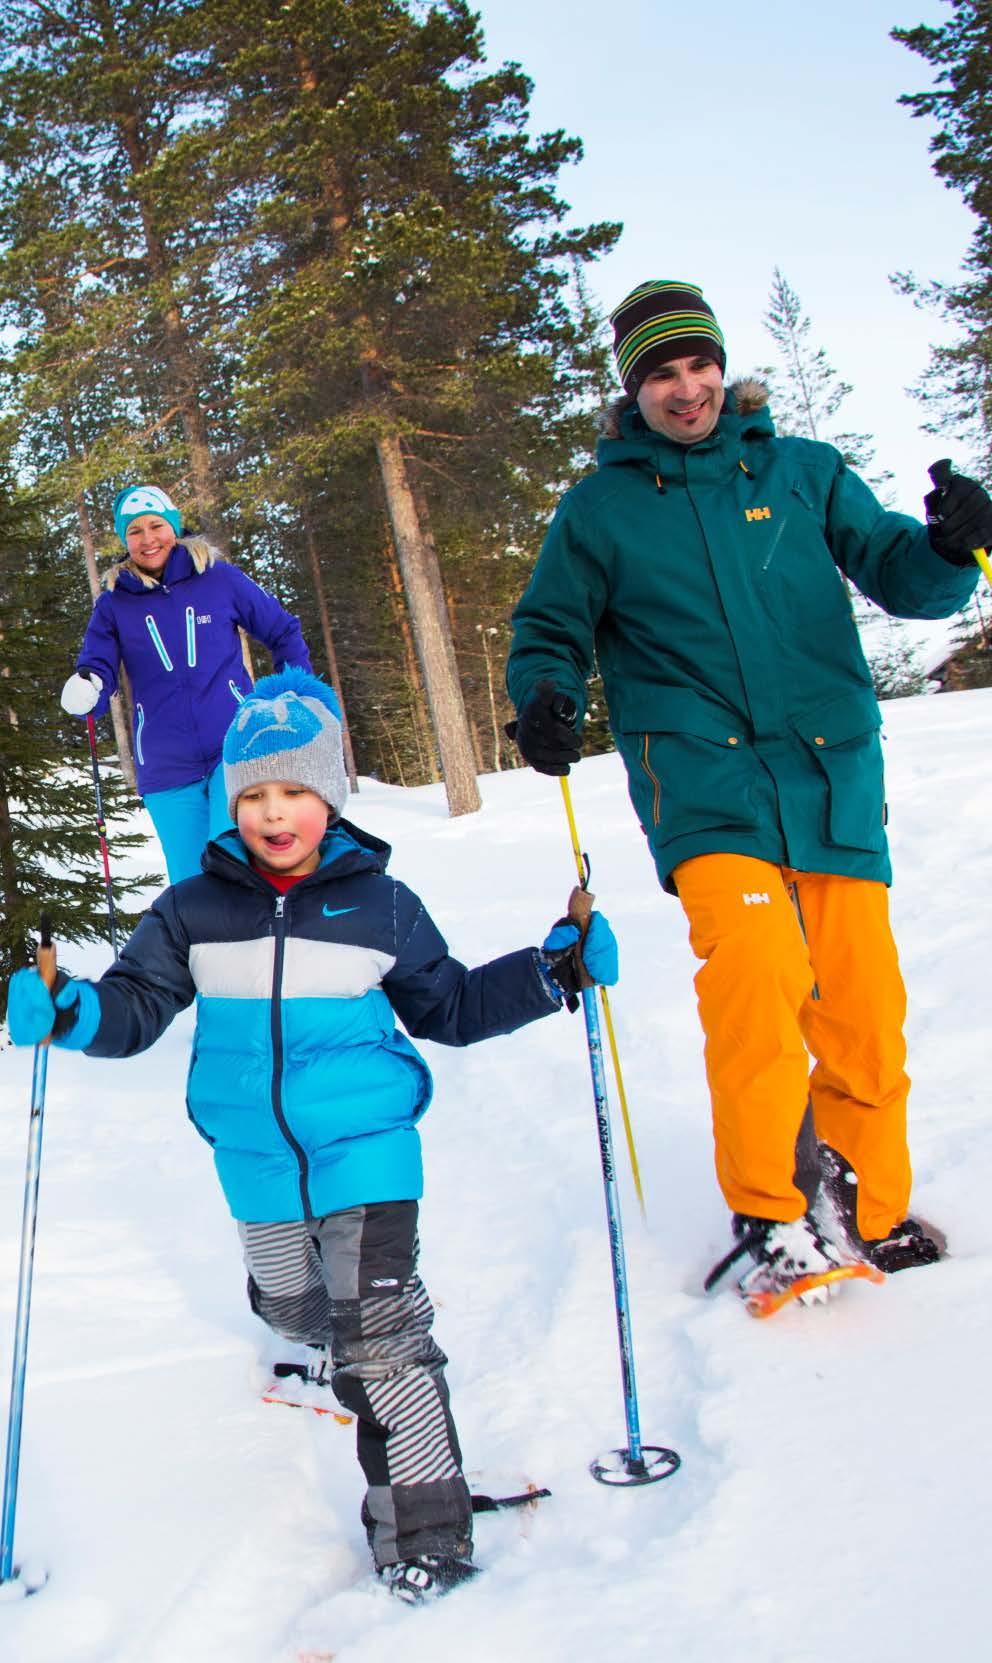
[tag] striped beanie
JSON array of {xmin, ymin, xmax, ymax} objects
[
  {"xmin": 610, "ymin": 281, "xmax": 726, "ymax": 394},
  {"xmin": 223, "ymin": 667, "xmax": 349, "ymax": 820},
  {"xmin": 113, "ymin": 485, "xmax": 183, "ymax": 547}
]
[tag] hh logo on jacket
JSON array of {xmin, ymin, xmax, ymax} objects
[{"xmin": 745, "ymin": 506, "xmax": 772, "ymax": 522}]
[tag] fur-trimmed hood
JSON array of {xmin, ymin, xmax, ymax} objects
[
  {"xmin": 104, "ymin": 536, "xmax": 222, "ymax": 592},
  {"xmin": 598, "ymin": 377, "xmax": 771, "ymax": 441}
]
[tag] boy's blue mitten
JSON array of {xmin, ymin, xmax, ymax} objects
[
  {"xmin": 7, "ymin": 969, "xmax": 101, "ymax": 1050},
  {"xmin": 541, "ymin": 911, "xmax": 619, "ymax": 1009}
]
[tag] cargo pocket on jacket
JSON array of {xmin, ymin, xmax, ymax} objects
[
  {"xmin": 635, "ymin": 730, "xmax": 761, "ymax": 842},
  {"xmin": 792, "ymin": 699, "xmax": 886, "ymax": 853},
  {"xmin": 616, "ymin": 686, "xmax": 760, "ymax": 844}
]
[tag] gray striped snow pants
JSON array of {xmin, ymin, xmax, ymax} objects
[{"xmin": 238, "ymin": 1200, "xmax": 472, "ymax": 1568}]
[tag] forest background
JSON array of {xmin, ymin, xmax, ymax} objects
[{"xmin": 0, "ymin": 0, "xmax": 990, "ymax": 1007}]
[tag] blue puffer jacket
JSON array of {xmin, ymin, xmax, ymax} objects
[
  {"xmin": 76, "ymin": 539, "xmax": 311, "ymax": 795},
  {"xmin": 80, "ymin": 821, "xmax": 561, "ymax": 1222}
]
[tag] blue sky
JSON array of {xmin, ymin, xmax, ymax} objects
[{"xmin": 471, "ymin": 0, "xmax": 976, "ymax": 519}]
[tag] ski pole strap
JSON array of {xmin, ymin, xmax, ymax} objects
[{"xmin": 566, "ymin": 884, "xmax": 596, "ymax": 990}]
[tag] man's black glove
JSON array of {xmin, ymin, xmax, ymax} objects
[
  {"xmin": 925, "ymin": 459, "xmax": 992, "ymax": 568},
  {"xmin": 505, "ymin": 678, "xmax": 581, "ymax": 776}
]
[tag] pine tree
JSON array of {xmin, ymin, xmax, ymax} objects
[
  {"xmin": 0, "ymin": 1, "xmax": 232, "ymax": 531},
  {"xmin": 0, "ymin": 0, "xmax": 619, "ymax": 808},
  {"xmin": 759, "ymin": 267, "xmax": 924, "ymax": 699},
  {"xmin": 0, "ymin": 452, "xmax": 149, "ymax": 1021},
  {"xmin": 161, "ymin": 0, "xmax": 619, "ymax": 808},
  {"xmin": 892, "ymin": 3, "xmax": 992, "ymax": 479},
  {"xmin": 761, "ymin": 267, "xmax": 894, "ymax": 494}
]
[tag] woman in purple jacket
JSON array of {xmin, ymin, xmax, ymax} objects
[{"xmin": 60, "ymin": 484, "xmax": 312, "ymax": 883}]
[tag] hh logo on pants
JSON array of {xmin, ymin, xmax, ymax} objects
[{"xmin": 742, "ymin": 892, "xmax": 771, "ymax": 905}]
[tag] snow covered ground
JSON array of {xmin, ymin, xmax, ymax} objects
[{"xmin": 2, "ymin": 687, "xmax": 992, "ymax": 1662}]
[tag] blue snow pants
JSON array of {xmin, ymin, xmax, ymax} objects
[{"xmin": 144, "ymin": 762, "xmax": 232, "ymax": 884}]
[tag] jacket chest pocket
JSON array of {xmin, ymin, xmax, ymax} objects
[{"xmin": 756, "ymin": 484, "xmax": 853, "ymax": 626}]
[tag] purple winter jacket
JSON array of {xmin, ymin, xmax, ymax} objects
[{"xmin": 76, "ymin": 539, "xmax": 312, "ymax": 796}]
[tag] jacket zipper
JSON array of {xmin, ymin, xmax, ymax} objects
[
  {"xmin": 270, "ymin": 893, "xmax": 312, "ymax": 1215},
  {"xmin": 641, "ymin": 734, "xmax": 662, "ymax": 826}
]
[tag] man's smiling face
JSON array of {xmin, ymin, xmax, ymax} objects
[{"xmin": 635, "ymin": 354, "xmax": 725, "ymax": 444}]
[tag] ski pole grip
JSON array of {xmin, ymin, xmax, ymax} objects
[
  {"xmin": 37, "ymin": 913, "xmax": 57, "ymax": 993},
  {"xmin": 566, "ymin": 885, "xmax": 596, "ymax": 990},
  {"xmin": 928, "ymin": 458, "xmax": 953, "ymax": 495}
]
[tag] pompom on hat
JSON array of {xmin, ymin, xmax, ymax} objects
[
  {"xmin": 610, "ymin": 280, "xmax": 726, "ymax": 394},
  {"xmin": 223, "ymin": 668, "xmax": 349, "ymax": 821},
  {"xmin": 113, "ymin": 485, "xmax": 183, "ymax": 547}
]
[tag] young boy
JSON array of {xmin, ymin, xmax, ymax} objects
[{"xmin": 8, "ymin": 668, "xmax": 618, "ymax": 1603}]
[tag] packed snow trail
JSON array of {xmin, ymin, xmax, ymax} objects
[{"xmin": 2, "ymin": 688, "xmax": 991, "ymax": 1661}]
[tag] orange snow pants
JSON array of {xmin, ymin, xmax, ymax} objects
[{"xmin": 673, "ymin": 854, "xmax": 911, "ymax": 1241}]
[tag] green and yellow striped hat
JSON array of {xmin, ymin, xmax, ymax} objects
[{"xmin": 610, "ymin": 280, "xmax": 726, "ymax": 393}]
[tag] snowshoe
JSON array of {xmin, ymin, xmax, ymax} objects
[
  {"xmin": 818, "ymin": 1145, "xmax": 944, "ymax": 1273},
  {"xmin": 705, "ymin": 1210, "xmax": 883, "ymax": 1317},
  {"xmin": 262, "ymin": 1347, "xmax": 353, "ymax": 1419},
  {"xmin": 379, "ymin": 1553, "xmax": 479, "ymax": 1604}
]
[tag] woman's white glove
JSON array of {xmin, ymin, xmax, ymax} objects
[{"xmin": 60, "ymin": 672, "xmax": 102, "ymax": 716}]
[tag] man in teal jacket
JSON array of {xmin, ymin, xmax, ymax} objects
[{"xmin": 506, "ymin": 279, "xmax": 992, "ymax": 1301}]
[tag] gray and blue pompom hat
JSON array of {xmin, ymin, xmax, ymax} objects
[
  {"xmin": 223, "ymin": 668, "xmax": 349, "ymax": 821},
  {"xmin": 113, "ymin": 484, "xmax": 183, "ymax": 547}
]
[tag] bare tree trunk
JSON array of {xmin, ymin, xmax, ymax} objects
[
  {"xmin": 479, "ymin": 626, "xmax": 504, "ymax": 772},
  {"xmin": 71, "ymin": 471, "xmax": 137, "ymax": 792},
  {"xmin": 384, "ymin": 536, "xmax": 437, "ymax": 782},
  {"xmin": 370, "ymin": 419, "xmax": 480, "ymax": 814},
  {"xmin": 0, "ymin": 773, "xmax": 22, "ymax": 948},
  {"xmin": 60, "ymin": 403, "xmax": 136, "ymax": 789},
  {"xmin": 302, "ymin": 518, "xmax": 358, "ymax": 789}
]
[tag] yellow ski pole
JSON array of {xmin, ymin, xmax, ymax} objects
[
  {"xmin": 928, "ymin": 459, "xmax": 992, "ymax": 587},
  {"xmin": 559, "ymin": 776, "xmax": 646, "ymax": 1219}
]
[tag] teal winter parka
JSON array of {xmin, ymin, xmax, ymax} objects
[
  {"xmin": 507, "ymin": 384, "xmax": 979, "ymax": 891},
  {"xmin": 78, "ymin": 821, "xmax": 561, "ymax": 1222}
]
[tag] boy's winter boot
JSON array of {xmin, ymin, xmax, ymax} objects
[
  {"xmin": 380, "ymin": 1554, "xmax": 479, "ymax": 1604},
  {"xmin": 818, "ymin": 1145, "xmax": 943, "ymax": 1273},
  {"xmin": 271, "ymin": 1343, "xmax": 333, "ymax": 1387}
]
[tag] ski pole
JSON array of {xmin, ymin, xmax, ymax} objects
[
  {"xmin": 80, "ymin": 675, "xmax": 118, "ymax": 956},
  {"xmin": 559, "ymin": 777, "xmax": 645, "ymax": 1219},
  {"xmin": 928, "ymin": 459, "xmax": 992, "ymax": 588},
  {"xmin": 563, "ymin": 883, "xmax": 679, "ymax": 1488},
  {"xmin": 0, "ymin": 916, "xmax": 56, "ymax": 1596}
]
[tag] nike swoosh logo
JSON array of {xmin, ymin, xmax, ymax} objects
[{"xmin": 322, "ymin": 905, "xmax": 358, "ymax": 919}]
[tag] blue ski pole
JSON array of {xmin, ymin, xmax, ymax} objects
[
  {"xmin": 0, "ymin": 916, "xmax": 56, "ymax": 1597},
  {"xmin": 563, "ymin": 880, "xmax": 680, "ymax": 1488}
]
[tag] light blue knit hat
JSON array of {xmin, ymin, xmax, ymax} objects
[
  {"xmin": 223, "ymin": 668, "xmax": 348, "ymax": 820},
  {"xmin": 113, "ymin": 484, "xmax": 183, "ymax": 547}
]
